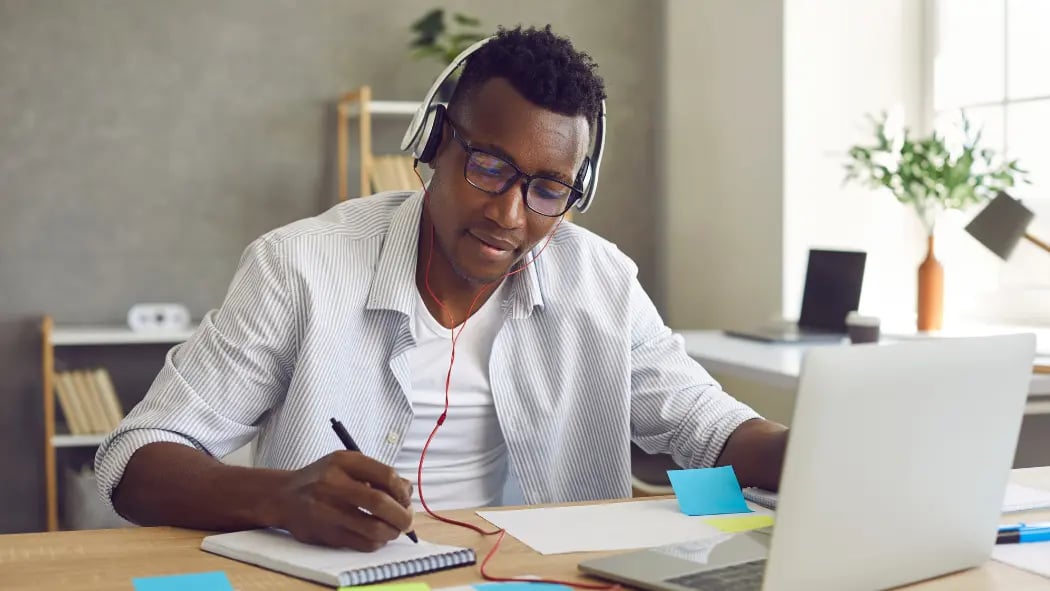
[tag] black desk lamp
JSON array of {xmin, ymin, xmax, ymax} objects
[
  {"xmin": 965, "ymin": 191, "xmax": 1050, "ymax": 259},
  {"xmin": 965, "ymin": 191, "xmax": 1050, "ymax": 375}
]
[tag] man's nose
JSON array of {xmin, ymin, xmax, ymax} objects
[{"xmin": 484, "ymin": 183, "xmax": 528, "ymax": 229}]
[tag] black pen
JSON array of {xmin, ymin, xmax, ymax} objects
[{"xmin": 329, "ymin": 417, "xmax": 419, "ymax": 544}]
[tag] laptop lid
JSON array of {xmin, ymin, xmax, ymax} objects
[
  {"xmin": 580, "ymin": 336, "xmax": 1035, "ymax": 591},
  {"xmin": 763, "ymin": 334, "xmax": 1035, "ymax": 590},
  {"xmin": 796, "ymin": 249, "xmax": 866, "ymax": 332}
]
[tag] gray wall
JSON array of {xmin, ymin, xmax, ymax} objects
[
  {"xmin": 662, "ymin": 0, "xmax": 784, "ymax": 329},
  {"xmin": 0, "ymin": 0, "xmax": 664, "ymax": 533}
]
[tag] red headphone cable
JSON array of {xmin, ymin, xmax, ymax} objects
[{"xmin": 411, "ymin": 169, "xmax": 619, "ymax": 590}]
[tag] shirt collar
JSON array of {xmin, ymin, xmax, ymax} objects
[
  {"xmin": 365, "ymin": 192, "xmax": 422, "ymax": 316},
  {"xmin": 505, "ymin": 250, "xmax": 544, "ymax": 319},
  {"xmin": 365, "ymin": 190, "xmax": 545, "ymax": 319}
]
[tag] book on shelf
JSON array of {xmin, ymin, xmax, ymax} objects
[
  {"xmin": 72, "ymin": 370, "xmax": 108, "ymax": 433},
  {"xmin": 370, "ymin": 154, "xmax": 417, "ymax": 193},
  {"xmin": 52, "ymin": 368, "xmax": 125, "ymax": 436},
  {"xmin": 92, "ymin": 368, "xmax": 125, "ymax": 428},
  {"xmin": 54, "ymin": 372, "xmax": 88, "ymax": 435}
]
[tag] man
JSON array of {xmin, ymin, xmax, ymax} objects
[{"xmin": 96, "ymin": 26, "xmax": 787, "ymax": 553}]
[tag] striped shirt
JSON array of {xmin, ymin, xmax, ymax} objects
[{"xmin": 94, "ymin": 190, "xmax": 760, "ymax": 509}]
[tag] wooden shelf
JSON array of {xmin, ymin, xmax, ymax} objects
[
  {"xmin": 51, "ymin": 434, "xmax": 107, "ymax": 448},
  {"xmin": 340, "ymin": 100, "xmax": 419, "ymax": 117},
  {"xmin": 41, "ymin": 315, "xmax": 197, "ymax": 531},
  {"xmin": 336, "ymin": 86, "xmax": 424, "ymax": 201},
  {"xmin": 52, "ymin": 325, "xmax": 196, "ymax": 346}
]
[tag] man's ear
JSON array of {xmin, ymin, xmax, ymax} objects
[{"xmin": 426, "ymin": 123, "xmax": 447, "ymax": 171}]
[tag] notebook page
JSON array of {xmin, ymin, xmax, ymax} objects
[
  {"xmin": 1002, "ymin": 483, "xmax": 1050, "ymax": 513},
  {"xmin": 742, "ymin": 483, "xmax": 1050, "ymax": 513},
  {"xmin": 992, "ymin": 542, "xmax": 1050, "ymax": 578},
  {"xmin": 201, "ymin": 529, "xmax": 467, "ymax": 586},
  {"xmin": 477, "ymin": 498, "xmax": 770, "ymax": 555}
]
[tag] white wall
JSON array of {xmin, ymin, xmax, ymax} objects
[
  {"xmin": 782, "ymin": 0, "xmax": 925, "ymax": 324},
  {"xmin": 661, "ymin": 0, "xmax": 1048, "ymax": 465},
  {"xmin": 779, "ymin": 0, "xmax": 1046, "ymax": 329},
  {"xmin": 662, "ymin": 0, "xmax": 785, "ymax": 330},
  {"xmin": 661, "ymin": 0, "xmax": 922, "ymax": 427},
  {"xmin": 663, "ymin": 0, "xmax": 927, "ymax": 328}
]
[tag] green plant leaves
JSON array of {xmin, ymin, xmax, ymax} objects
[
  {"xmin": 449, "ymin": 33, "xmax": 486, "ymax": 46},
  {"xmin": 452, "ymin": 13, "xmax": 481, "ymax": 27},
  {"xmin": 410, "ymin": 8, "xmax": 444, "ymax": 41},
  {"xmin": 411, "ymin": 46, "xmax": 447, "ymax": 61},
  {"xmin": 843, "ymin": 111, "xmax": 1030, "ymax": 232},
  {"xmin": 408, "ymin": 8, "xmax": 484, "ymax": 66}
]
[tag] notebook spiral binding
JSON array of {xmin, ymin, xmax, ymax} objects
[
  {"xmin": 742, "ymin": 487, "xmax": 779, "ymax": 510},
  {"xmin": 344, "ymin": 548, "xmax": 477, "ymax": 586}
]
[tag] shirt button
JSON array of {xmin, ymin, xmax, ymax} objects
[{"xmin": 386, "ymin": 431, "xmax": 400, "ymax": 444}]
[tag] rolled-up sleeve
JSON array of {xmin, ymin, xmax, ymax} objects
[
  {"xmin": 94, "ymin": 236, "xmax": 297, "ymax": 509},
  {"xmin": 628, "ymin": 278, "xmax": 761, "ymax": 469}
]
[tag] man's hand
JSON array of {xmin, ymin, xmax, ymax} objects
[
  {"xmin": 112, "ymin": 443, "xmax": 414, "ymax": 550},
  {"xmin": 268, "ymin": 451, "xmax": 414, "ymax": 551},
  {"xmin": 716, "ymin": 418, "xmax": 788, "ymax": 491}
]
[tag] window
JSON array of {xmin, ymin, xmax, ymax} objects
[{"xmin": 928, "ymin": 0, "xmax": 1050, "ymax": 324}]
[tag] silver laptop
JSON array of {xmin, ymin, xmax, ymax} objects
[{"xmin": 580, "ymin": 334, "xmax": 1035, "ymax": 591}]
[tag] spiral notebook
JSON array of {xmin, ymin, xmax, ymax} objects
[
  {"xmin": 741, "ymin": 487, "xmax": 779, "ymax": 510},
  {"xmin": 200, "ymin": 529, "xmax": 476, "ymax": 588}
]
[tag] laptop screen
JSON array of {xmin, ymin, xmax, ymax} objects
[{"xmin": 797, "ymin": 249, "xmax": 867, "ymax": 332}]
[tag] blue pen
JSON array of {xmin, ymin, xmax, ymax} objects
[
  {"xmin": 999, "ymin": 521, "xmax": 1050, "ymax": 531},
  {"xmin": 996, "ymin": 523, "xmax": 1050, "ymax": 544}
]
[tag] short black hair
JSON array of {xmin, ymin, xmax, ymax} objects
[{"xmin": 449, "ymin": 25, "xmax": 606, "ymax": 125}]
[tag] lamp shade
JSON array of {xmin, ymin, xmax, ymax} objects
[{"xmin": 964, "ymin": 191, "xmax": 1035, "ymax": 260}]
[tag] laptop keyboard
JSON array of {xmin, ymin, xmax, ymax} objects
[{"xmin": 664, "ymin": 559, "xmax": 766, "ymax": 591}]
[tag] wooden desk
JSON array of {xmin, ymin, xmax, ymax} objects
[{"xmin": 3, "ymin": 468, "xmax": 1050, "ymax": 591}]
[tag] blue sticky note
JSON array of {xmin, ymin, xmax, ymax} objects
[
  {"xmin": 667, "ymin": 466, "xmax": 753, "ymax": 516},
  {"xmin": 133, "ymin": 571, "xmax": 234, "ymax": 591},
  {"xmin": 475, "ymin": 583, "xmax": 574, "ymax": 591}
]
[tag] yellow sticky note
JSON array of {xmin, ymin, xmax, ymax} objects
[
  {"xmin": 339, "ymin": 584, "xmax": 430, "ymax": 591},
  {"xmin": 703, "ymin": 514, "xmax": 775, "ymax": 533}
]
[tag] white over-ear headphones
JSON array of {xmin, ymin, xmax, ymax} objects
[{"xmin": 399, "ymin": 36, "xmax": 606, "ymax": 213}]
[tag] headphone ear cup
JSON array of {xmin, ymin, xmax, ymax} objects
[
  {"xmin": 574, "ymin": 156, "xmax": 592, "ymax": 197},
  {"xmin": 416, "ymin": 104, "xmax": 446, "ymax": 164}
]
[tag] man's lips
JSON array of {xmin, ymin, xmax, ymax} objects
[{"xmin": 468, "ymin": 230, "xmax": 517, "ymax": 252}]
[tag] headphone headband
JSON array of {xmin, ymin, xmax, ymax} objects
[
  {"xmin": 401, "ymin": 35, "xmax": 606, "ymax": 213},
  {"xmin": 400, "ymin": 37, "xmax": 492, "ymax": 154}
]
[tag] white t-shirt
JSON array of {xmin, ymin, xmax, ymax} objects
[{"xmin": 392, "ymin": 282, "xmax": 509, "ymax": 510}]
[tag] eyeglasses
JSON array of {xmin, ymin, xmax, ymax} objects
[{"xmin": 446, "ymin": 119, "xmax": 581, "ymax": 217}]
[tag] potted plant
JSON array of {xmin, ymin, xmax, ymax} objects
[
  {"xmin": 409, "ymin": 9, "xmax": 486, "ymax": 102},
  {"xmin": 844, "ymin": 112, "xmax": 1028, "ymax": 331}
]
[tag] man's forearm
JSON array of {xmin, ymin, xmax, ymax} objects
[
  {"xmin": 716, "ymin": 418, "xmax": 788, "ymax": 491},
  {"xmin": 112, "ymin": 442, "xmax": 290, "ymax": 531}
]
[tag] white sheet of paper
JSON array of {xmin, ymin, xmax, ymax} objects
[
  {"xmin": 740, "ymin": 482, "xmax": 1050, "ymax": 514},
  {"xmin": 476, "ymin": 498, "xmax": 770, "ymax": 555},
  {"xmin": 992, "ymin": 541, "xmax": 1050, "ymax": 578},
  {"xmin": 1002, "ymin": 483, "xmax": 1050, "ymax": 513}
]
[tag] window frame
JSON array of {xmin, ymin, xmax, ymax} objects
[{"xmin": 922, "ymin": 0, "xmax": 1050, "ymax": 325}]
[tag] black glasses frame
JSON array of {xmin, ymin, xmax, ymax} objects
[{"xmin": 445, "ymin": 119, "xmax": 581, "ymax": 217}]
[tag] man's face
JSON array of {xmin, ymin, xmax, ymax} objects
[{"xmin": 425, "ymin": 78, "xmax": 590, "ymax": 284}]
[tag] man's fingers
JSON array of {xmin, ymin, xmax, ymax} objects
[
  {"xmin": 400, "ymin": 478, "xmax": 414, "ymax": 508},
  {"xmin": 296, "ymin": 503, "xmax": 389, "ymax": 551},
  {"xmin": 332, "ymin": 451, "xmax": 413, "ymax": 505},
  {"xmin": 340, "ymin": 507, "xmax": 403, "ymax": 544},
  {"xmin": 342, "ymin": 477, "xmax": 414, "ymax": 534},
  {"xmin": 314, "ymin": 475, "xmax": 403, "ymax": 542}
]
